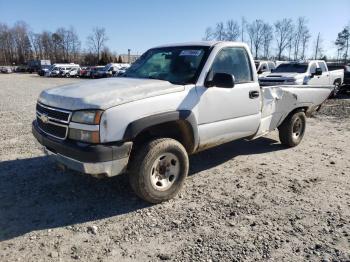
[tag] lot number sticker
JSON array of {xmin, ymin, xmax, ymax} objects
[{"xmin": 179, "ymin": 50, "xmax": 202, "ymax": 56}]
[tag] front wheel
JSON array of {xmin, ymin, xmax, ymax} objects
[
  {"xmin": 128, "ymin": 138, "xmax": 189, "ymax": 204},
  {"xmin": 278, "ymin": 111, "xmax": 306, "ymax": 147}
]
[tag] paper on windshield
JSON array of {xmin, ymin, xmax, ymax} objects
[{"xmin": 179, "ymin": 50, "xmax": 202, "ymax": 56}]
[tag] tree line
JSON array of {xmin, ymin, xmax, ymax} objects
[
  {"xmin": 0, "ymin": 21, "xmax": 118, "ymax": 65},
  {"xmin": 204, "ymin": 17, "xmax": 350, "ymax": 63},
  {"xmin": 1, "ymin": 19, "xmax": 349, "ymax": 66}
]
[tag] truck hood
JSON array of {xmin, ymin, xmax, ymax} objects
[
  {"xmin": 262, "ymin": 72, "xmax": 305, "ymax": 79},
  {"xmin": 38, "ymin": 78, "xmax": 184, "ymax": 110}
]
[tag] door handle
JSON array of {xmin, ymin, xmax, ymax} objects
[{"xmin": 249, "ymin": 90, "xmax": 260, "ymax": 99}]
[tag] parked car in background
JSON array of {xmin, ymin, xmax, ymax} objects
[
  {"xmin": 79, "ymin": 67, "xmax": 90, "ymax": 78},
  {"xmin": 259, "ymin": 60, "xmax": 344, "ymax": 97},
  {"xmin": 49, "ymin": 66, "xmax": 61, "ymax": 77},
  {"xmin": 1, "ymin": 66, "xmax": 14, "ymax": 73},
  {"xmin": 27, "ymin": 60, "xmax": 51, "ymax": 73},
  {"xmin": 327, "ymin": 64, "xmax": 350, "ymax": 91},
  {"xmin": 116, "ymin": 65, "xmax": 131, "ymax": 76},
  {"xmin": 47, "ymin": 63, "xmax": 80, "ymax": 77},
  {"xmin": 89, "ymin": 66, "xmax": 105, "ymax": 78},
  {"xmin": 15, "ymin": 65, "xmax": 28, "ymax": 73},
  {"xmin": 95, "ymin": 63, "xmax": 129, "ymax": 78},
  {"xmin": 60, "ymin": 65, "xmax": 80, "ymax": 77},
  {"xmin": 255, "ymin": 60, "xmax": 276, "ymax": 76},
  {"xmin": 64, "ymin": 67, "xmax": 80, "ymax": 78},
  {"xmin": 38, "ymin": 65, "xmax": 52, "ymax": 76}
]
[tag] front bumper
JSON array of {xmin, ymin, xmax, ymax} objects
[{"xmin": 32, "ymin": 121, "xmax": 132, "ymax": 177}]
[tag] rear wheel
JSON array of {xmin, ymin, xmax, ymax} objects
[
  {"xmin": 330, "ymin": 81, "xmax": 341, "ymax": 98},
  {"xmin": 128, "ymin": 138, "xmax": 189, "ymax": 204},
  {"xmin": 278, "ymin": 111, "xmax": 306, "ymax": 147}
]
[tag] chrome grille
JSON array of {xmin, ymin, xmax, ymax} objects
[
  {"xmin": 36, "ymin": 102, "xmax": 71, "ymax": 139},
  {"xmin": 36, "ymin": 103, "xmax": 71, "ymax": 123}
]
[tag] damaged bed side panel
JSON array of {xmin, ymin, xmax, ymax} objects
[{"xmin": 254, "ymin": 85, "xmax": 332, "ymax": 138}]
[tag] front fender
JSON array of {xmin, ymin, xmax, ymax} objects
[{"xmin": 123, "ymin": 110, "xmax": 199, "ymax": 149}]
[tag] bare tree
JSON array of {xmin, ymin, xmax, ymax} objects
[
  {"xmin": 261, "ymin": 23, "xmax": 273, "ymax": 58},
  {"xmin": 12, "ymin": 21, "xmax": 32, "ymax": 64},
  {"xmin": 314, "ymin": 32, "xmax": 324, "ymax": 59},
  {"xmin": 225, "ymin": 20, "xmax": 240, "ymax": 41},
  {"xmin": 247, "ymin": 19, "xmax": 265, "ymax": 59},
  {"xmin": 287, "ymin": 33, "xmax": 294, "ymax": 60},
  {"xmin": 293, "ymin": 17, "xmax": 308, "ymax": 60},
  {"xmin": 87, "ymin": 27, "xmax": 108, "ymax": 63},
  {"xmin": 28, "ymin": 31, "xmax": 40, "ymax": 59},
  {"xmin": 0, "ymin": 23, "xmax": 13, "ymax": 64},
  {"xmin": 300, "ymin": 28, "xmax": 311, "ymax": 60},
  {"xmin": 335, "ymin": 25, "xmax": 350, "ymax": 63},
  {"xmin": 214, "ymin": 22, "xmax": 226, "ymax": 41},
  {"xmin": 274, "ymin": 18, "xmax": 294, "ymax": 60},
  {"xmin": 203, "ymin": 27, "xmax": 214, "ymax": 41}
]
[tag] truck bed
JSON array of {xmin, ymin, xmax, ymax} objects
[{"xmin": 254, "ymin": 85, "xmax": 333, "ymax": 138}]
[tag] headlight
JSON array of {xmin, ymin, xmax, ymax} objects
[
  {"xmin": 71, "ymin": 110, "xmax": 103, "ymax": 124},
  {"xmin": 69, "ymin": 129, "xmax": 100, "ymax": 143}
]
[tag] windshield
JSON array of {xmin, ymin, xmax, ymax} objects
[
  {"xmin": 124, "ymin": 46, "xmax": 209, "ymax": 85},
  {"xmin": 274, "ymin": 63, "xmax": 308, "ymax": 73}
]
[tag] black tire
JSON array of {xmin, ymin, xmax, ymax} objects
[
  {"xmin": 330, "ymin": 81, "xmax": 341, "ymax": 98},
  {"xmin": 278, "ymin": 111, "xmax": 306, "ymax": 147},
  {"xmin": 128, "ymin": 138, "xmax": 189, "ymax": 204}
]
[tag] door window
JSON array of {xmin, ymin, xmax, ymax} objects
[
  {"xmin": 211, "ymin": 47, "xmax": 253, "ymax": 83},
  {"xmin": 309, "ymin": 63, "xmax": 317, "ymax": 74},
  {"xmin": 318, "ymin": 62, "xmax": 327, "ymax": 73}
]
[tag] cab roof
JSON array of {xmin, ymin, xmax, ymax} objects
[{"xmin": 154, "ymin": 41, "xmax": 246, "ymax": 49}]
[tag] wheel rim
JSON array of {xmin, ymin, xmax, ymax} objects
[
  {"xmin": 150, "ymin": 153, "xmax": 180, "ymax": 191},
  {"xmin": 292, "ymin": 117, "xmax": 303, "ymax": 139}
]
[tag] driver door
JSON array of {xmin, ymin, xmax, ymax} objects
[{"xmin": 195, "ymin": 47, "xmax": 261, "ymax": 148}]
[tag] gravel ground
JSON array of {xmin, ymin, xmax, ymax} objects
[{"xmin": 0, "ymin": 74, "xmax": 349, "ymax": 262}]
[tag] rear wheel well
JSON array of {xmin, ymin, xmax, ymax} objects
[
  {"xmin": 131, "ymin": 120, "xmax": 196, "ymax": 155},
  {"xmin": 333, "ymin": 78, "xmax": 342, "ymax": 85},
  {"xmin": 289, "ymin": 107, "xmax": 308, "ymax": 115},
  {"xmin": 280, "ymin": 107, "xmax": 308, "ymax": 125}
]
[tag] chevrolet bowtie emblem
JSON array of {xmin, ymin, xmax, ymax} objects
[{"xmin": 40, "ymin": 113, "xmax": 49, "ymax": 123}]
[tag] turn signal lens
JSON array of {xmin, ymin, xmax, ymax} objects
[{"xmin": 69, "ymin": 129, "xmax": 100, "ymax": 143}]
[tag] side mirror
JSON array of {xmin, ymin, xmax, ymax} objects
[
  {"xmin": 206, "ymin": 72, "xmax": 235, "ymax": 88},
  {"xmin": 315, "ymin": 68, "xmax": 322, "ymax": 76}
]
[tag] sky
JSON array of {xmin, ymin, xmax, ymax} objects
[{"xmin": 0, "ymin": 0, "xmax": 349, "ymax": 58}]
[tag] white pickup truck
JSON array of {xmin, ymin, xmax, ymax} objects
[
  {"xmin": 32, "ymin": 41, "xmax": 332, "ymax": 203},
  {"xmin": 259, "ymin": 60, "xmax": 344, "ymax": 97}
]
